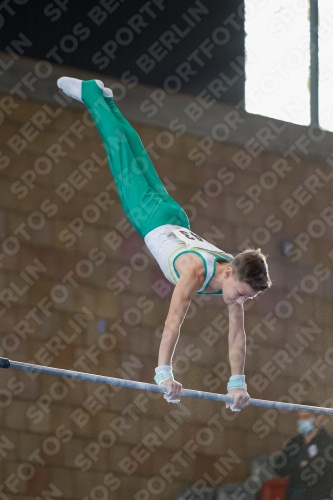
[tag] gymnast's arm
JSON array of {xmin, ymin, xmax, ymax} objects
[
  {"xmin": 157, "ymin": 265, "xmax": 203, "ymax": 401},
  {"xmin": 228, "ymin": 303, "xmax": 246, "ymax": 374},
  {"xmin": 226, "ymin": 303, "xmax": 250, "ymax": 410}
]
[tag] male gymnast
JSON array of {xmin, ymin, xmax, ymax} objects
[{"xmin": 57, "ymin": 77, "xmax": 272, "ymax": 411}]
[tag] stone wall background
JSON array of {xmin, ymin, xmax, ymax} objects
[{"xmin": 0, "ymin": 54, "xmax": 333, "ymax": 500}]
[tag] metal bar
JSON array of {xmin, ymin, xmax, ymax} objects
[{"xmin": 0, "ymin": 357, "xmax": 332, "ymax": 415}]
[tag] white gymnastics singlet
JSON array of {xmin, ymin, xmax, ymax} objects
[{"xmin": 144, "ymin": 224, "xmax": 234, "ymax": 295}]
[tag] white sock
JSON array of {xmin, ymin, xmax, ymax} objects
[
  {"xmin": 57, "ymin": 77, "xmax": 104, "ymax": 102},
  {"xmin": 103, "ymin": 87, "xmax": 113, "ymax": 98}
]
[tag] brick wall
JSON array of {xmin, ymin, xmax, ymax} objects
[{"xmin": 0, "ymin": 58, "xmax": 333, "ymax": 500}]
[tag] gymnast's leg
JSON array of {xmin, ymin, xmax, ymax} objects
[
  {"xmin": 57, "ymin": 77, "xmax": 190, "ymax": 238},
  {"xmin": 103, "ymin": 92, "xmax": 169, "ymax": 199}
]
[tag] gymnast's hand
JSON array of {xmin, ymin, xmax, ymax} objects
[
  {"xmin": 161, "ymin": 378, "xmax": 182, "ymax": 404},
  {"xmin": 225, "ymin": 388, "xmax": 250, "ymax": 411}
]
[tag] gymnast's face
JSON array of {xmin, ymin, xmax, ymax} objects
[{"xmin": 222, "ymin": 267, "xmax": 258, "ymax": 305}]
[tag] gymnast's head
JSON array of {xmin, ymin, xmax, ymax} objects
[{"xmin": 218, "ymin": 247, "xmax": 272, "ymax": 305}]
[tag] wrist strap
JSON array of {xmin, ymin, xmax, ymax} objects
[
  {"xmin": 227, "ymin": 375, "xmax": 247, "ymax": 392},
  {"xmin": 154, "ymin": 365, "xmax": 174, "ymax": 385},
  {"xmin": 229, "ymin": 375, "xmax": 245, "ymax": 382}
]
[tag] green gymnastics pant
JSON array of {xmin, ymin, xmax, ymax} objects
[{"xmin": 82, "ymin": 80, "xmax": 190, "ymax": 239}]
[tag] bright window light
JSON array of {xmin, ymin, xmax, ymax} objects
[
  {"xmin": 245, "ymin": 0, "xmax": 311, "ymax": 126},
  {"xmin": 318, "ymin": 0, "xmax": 333, "ymax": 132}
]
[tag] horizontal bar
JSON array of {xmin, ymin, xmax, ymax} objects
[{"xmin": 1, "ymin": 357, "xmax": 332, "ymax": 415}]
